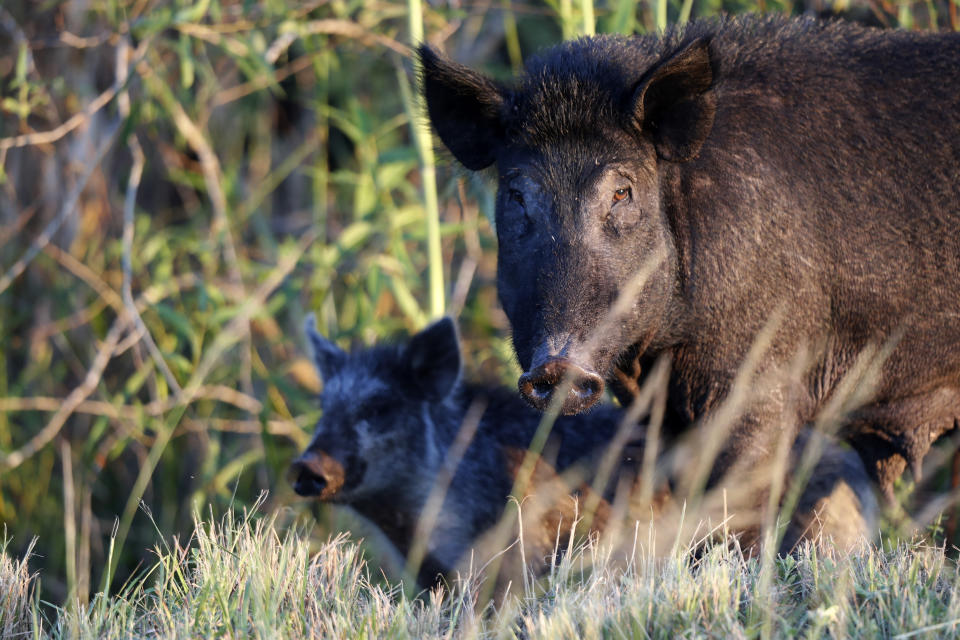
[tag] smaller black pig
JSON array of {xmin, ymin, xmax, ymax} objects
[{"xmin": 291, "ymin": 316, "xmax": 876, "ymax": 586}]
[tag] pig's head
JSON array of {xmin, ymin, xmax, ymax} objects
[
  {"xmin": 420, "ymin": 35, "xmax": 714, "ymax": 413},
  {"xmin": 291, "ymin": 315, "xmax": 461, "ymax": 502}
]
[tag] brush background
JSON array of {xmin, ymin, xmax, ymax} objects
[{"xmin": 1, "ymin": 0, "xmax": 958, "ymax": 609}]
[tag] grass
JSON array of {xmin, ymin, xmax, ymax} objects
[
  {"xmin": 2, "ymin": 0, "xmax": 960, "ymax": 634},
  {"xmin": 4, "ymin": 505, "xmax": 960, "ymax": 639}
]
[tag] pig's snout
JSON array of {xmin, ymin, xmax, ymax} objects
[
  {"xmin": 290, "ymin": 451, "xmax": 343, "ymax": 498},
  {"xmin": 518, "ymin": 357, "xmax": 604, "ymax": 414}
]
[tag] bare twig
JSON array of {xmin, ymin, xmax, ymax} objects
[
  {"xmin": 0, "ymin": 205, "xmax": 38, "ymax": 246},
  {"xmin": 298, "ymin": 20, "xmax": 410, "ymax": 56},
  {"xmin": 30, "ymin": 273, "xmax": 201, "ymax": 342},
  {"xmin": 449, "ymin": 180, "xmax": 482, "ymax": 318},
  {"xmin": 57, "ymin": 31, "xmax": 115, "ymax": 49},
  {"xmin": 0, "ymin": 316, "xmax": 130, "ymax": 472},
  {"xmin": 0, "ymin": 385, "xmax": 265, "ymax": 418},
  {"xmin": 212, "ymin": 52, "xmax": 317, "ymax": 107},
  {"xmin": 0, "ymin": 87, "xmax": 118, "ymax": 151},
  {"xmin": 138, "ymin": 51, "xmax": 252, "ymax": 395},
  {"xmin": 176, "ymin": 23, "xmax": 253, "ymax": 57},
  {"xmin": 180, "ymin": 230, "xmax": 317, "ymax": 403},
  {"xmin": 43, "ymin": 244, "xmax": 124, "ymax": 312},
  {"xmin": 60, "ymin": 439, "xmax": 77, "ymax": 608},
  {"xmin": 117, "ymin": 36, "xmax": 182, "ymax": 397},
  {"xmin": 0, "ymin": 119, "xmax": 121, "ymax": 297}
]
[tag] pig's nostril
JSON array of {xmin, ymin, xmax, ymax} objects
[
  {"xmin": 532, "ymin": 380, "xmax": 554, "ymax": 397},
  {"xmin": 293, "ymin": 468, "xmax": 328, "ymax": 497},
  {"xmin": 573, "ymin": 374, "xmax": 602, "ymax": 400},
  {"xmin": 519, "ymin": 358, "xmax": 604, "ymax": 414}
]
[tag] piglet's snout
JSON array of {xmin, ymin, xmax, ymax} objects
[{"xmin": 290, "ymin": 451, "xmax": 344, "ymax": 498}]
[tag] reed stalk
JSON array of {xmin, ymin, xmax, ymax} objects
[{"xmin": 407, "ymin": 0, "xmax": 445, "ymax": 320}]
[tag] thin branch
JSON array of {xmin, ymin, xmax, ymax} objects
[
  {"xmin": 0, "ymin": 87, "xmax": 117, "ymax": 151},
  {"xmin": 180, "ymin": 229, "xmax": 317, "ymax": 403},
  {"xmin": 0, "ymin": 205, "xmax": 37, "ymax": 246},
  {"xmin": 298, "ymin": 19, "xmax": 410, "ymax": 56},
  {"xmin": 0, "ymin": 119, "xmax": 121, "ymax": 297},
  {"xmin": 138, "ymin": 51, "xmax": 252, "ymax": 395},
  {"xmin": 43, "ymin": 244, "xmax": 124, "ymax": 312},
  {"xmin": 213, "ymin": 52, "xmax": 317, "ymax": 107},
  {"xmin": 0, "ymin": 384, "xmax": 266, "ymax": 419},
  {"xmin": 0, "ymin": 316, "xmax": 130, "ymax": 471},
  {"xmin": 30, "ymin": 273, "xmax": 201, "ymax": 342},
  {"xmin": 118, "ymin": 35, "xmax": 182, "ymax": 396}
]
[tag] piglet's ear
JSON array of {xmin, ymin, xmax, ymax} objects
[
  {"xmin": 305, "ymin": 313, "xmax": 346, "ymax": 382},
  {"xmin": 418, "ymin": 45, "xmax": 505, "ymax": 171},
  {"xmin": 630, "ymin": 38, "xmax": 715, "ymax": 162},
  {"xmin": 403, "ymin": 316, "xmax": 461, "ymax": 401}
]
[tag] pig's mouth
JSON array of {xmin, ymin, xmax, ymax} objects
[
  {"xmin": 518, "ymin": 356, "xmax": 605, "ymax": 414},
  {"xmin": 290, "ymin": 451, "xmax": 346, "ymax": 501}
]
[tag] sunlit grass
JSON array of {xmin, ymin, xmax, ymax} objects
[{"xmin": 5, "ymin": 507, "xmax": 960, "ymax": 639}]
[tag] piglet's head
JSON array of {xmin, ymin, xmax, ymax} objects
[{"xmin": 290, "ymin": 315, "xmax": 462, "ymax": 501}]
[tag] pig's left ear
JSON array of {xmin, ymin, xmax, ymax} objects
[
  {"xmin": 305, "ymin": 313, "xmax": 346, "ymax": 382},
  {"xmin": 403, "ymin": 316, "xmax": 462, "ymax": 401},
  {"xmin": 629, "ymin": 37, "xmax": 716, "ymax": 162}
]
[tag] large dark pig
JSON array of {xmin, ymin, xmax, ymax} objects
[{"xmin": 419, "ymin": 15, "xmax": 960, "ymax": 498}]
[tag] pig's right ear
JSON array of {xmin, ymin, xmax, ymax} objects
[
  {"xmin": 418, "ymin": 45, "xmax": 505, "ymax": 171},
  {"xmin": 403, "ymin": 316, "xmax": 462, "ymax": 401},
  {"xmin": 304, "ymin": 313, "xmax": 346, "ymax": 382}
]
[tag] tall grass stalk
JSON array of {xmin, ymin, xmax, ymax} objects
[
  {"xmin": 560, "ymin": 0, "xmax": 574, "ymax": 39},
  {"xmin": 657, "ymin": 0, "xmax": 668, "ymax": 32},
  {"xmin": 407, "ymin": 0, "xmax": 445, "ymax": 320},
  {"xmin": 501, "ymin": 0, "xmax": 524, "ymax": 71},
  {"xmin": 607, "ymin": 0, "xmax": 638, "ymax": 34},
  {"xmin": 582, "ymin": 0, "xmax": 596, "ymax": 35}
]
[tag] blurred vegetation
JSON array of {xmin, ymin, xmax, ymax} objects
[{"xmin": 0, "ymin": 0, "xmax": 958, "ymax": 614}]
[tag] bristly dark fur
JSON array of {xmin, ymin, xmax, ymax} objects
[{"xmin": 419, "ymin": 14, "xmax": 960, "ymax": 500}]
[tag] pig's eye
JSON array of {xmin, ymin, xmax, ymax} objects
[
  {"xmin": 612, "ymin": 187, "xmax": 631, "ymax": 204},
  {"xmin": 364, "ymin": 399, "xmax": 391, "ymax": 419},
  {"xmin": 508, "ymin": 189, "xmax": 526, "ymax": 208}
]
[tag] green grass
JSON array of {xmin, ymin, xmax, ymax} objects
[
  {"xmin": 5, "ymin": 506, "xmax": 960, "ymax": 639},
  {"xmin": 2, "ymin": 0, "xmax": 960, "ymax": 632}
]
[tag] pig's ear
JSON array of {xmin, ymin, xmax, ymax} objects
[
  {"xmin": 305, "ymin": 313, "xmax": 346, "ymax": 382},
  {"xmin": 418, "ymin": 45, "xmax": 505, "ymax": 171},
  {"xmin": 403, "ymin": 316, "xmax": 462, "ymax": 401},
  {"xmin": 629, "ymin": 38, "xmax": 716, "ymax": 162}
]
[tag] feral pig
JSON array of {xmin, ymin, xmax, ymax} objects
[
  {"xmin": 290, "ymin": 316, "xmax": 876, "ymax": 587},
  {"xmin": 419, "ymin": 15, "xmax": 960, "ymax": 501}
]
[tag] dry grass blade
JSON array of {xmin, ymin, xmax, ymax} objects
[
  {"xmin": 0, "ymin": 537, "xmax": 37, "ymax": 639},
  {"xmin": 405, "ymin": 397, "xmax": 487, "ymax": 586},
  {"xmin": 16, "ymin": 510, "xmax": 960, "ymax": 639}
]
